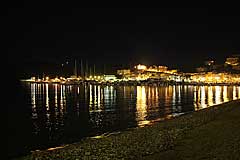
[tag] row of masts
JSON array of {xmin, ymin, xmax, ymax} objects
[{"xmin": 73, "ymin": 59, "xmax": 105, "ymax": 79}]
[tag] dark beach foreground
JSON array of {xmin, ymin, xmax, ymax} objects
[{"xmin": 16, "ymin": 100, "xmax": 240, "ymax": 160}]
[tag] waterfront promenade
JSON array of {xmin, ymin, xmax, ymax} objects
[
  {"xmin": 17, "ymin": 99, "xmax": 240, "ymax": 160},
  {"xmin": 22, "ymin": 79, "xmax": 240, "ymax": 86}
]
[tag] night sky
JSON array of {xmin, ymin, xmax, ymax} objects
[{"xmin": 8, "ymin": 5, "xmax": 240, "ymax": 78}]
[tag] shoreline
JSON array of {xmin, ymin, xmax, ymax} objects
[
  {"xmin": 16, "ymin": 99, "xmax": 240, "ymax": 160},
  {"xmin": 21, "ymin": 80, "xmax": 240, "ymax": 86}
]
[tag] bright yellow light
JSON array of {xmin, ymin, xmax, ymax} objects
[{"xmin": 136, "ymin": 64, "xmax": 147, "ymax": 70}]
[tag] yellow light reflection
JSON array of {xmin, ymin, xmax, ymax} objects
[
  {"xmin": 155, "ymin": 87, "xmax": 159, "ymax": 107},
  {"xmin": 238, "ymin": 87, "xmax": 240, "ymax": 98},
  {"xmin": 207, "ymin": 86, "xmax": 214, "ymax": 106},
  {"xmin": 197, "ymin": 86, "xmax": 201, "ymax": 108},
  {"xmin": 200, "ymin": 86, "xmax": 207, "ymax": 108},
  {"xmin": 233, "ymin": 86, "xmax": 237, "ymax": 100},
  {"xmin": 123, "ymin": 86, "xmax": 126, "ymax": 98},
  {"xmin": 136, "ymin": 86, "xmax": 149, "ymax": 126},
  {"xmin": 148, "ymin": 87, "xmax": 151, "ymax": 101},
  {"xmin": 152, "ymin": 87, "xmax": 155, "ymax": 99},
  {"xmin": 223, "ymin": 86, "xmax": 229, "ymax": 102},
  {"xmin": 165, "ymin": 87, "xmax": 171, "ymax": 106}
]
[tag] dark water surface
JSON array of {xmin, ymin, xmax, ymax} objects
[{"xmin": 11, "ymin": 83, "xmax": 240, "ymax": 156}]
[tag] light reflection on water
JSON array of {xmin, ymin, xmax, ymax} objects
[
  {"xmin": 25, "ymin": 84, "xmax": 240, "ymax": 150},
  {"xmin": 208, "ymin": 86, "xmax": 214, "ymax": 106},
  {"xmin": 136, "ymin": 86, "xmax": 149, "ymax": 126}
]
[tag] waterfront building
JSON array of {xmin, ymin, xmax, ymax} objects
[
  {"xmin": 103, "ymin": 75, "xmax": 117, "ymax": 81},
  {"xmin": 225, "ymin": 55, "xmax": 240, "ymax": 66},
  {"xmin": 117, "ymin": 69, "xmax": 131, "ymax": 75}
]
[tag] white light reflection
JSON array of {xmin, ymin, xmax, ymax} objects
[
  {"xmin": 60, "ymin": 85, "xmax": 66, "ymax": 113},
  {"xmin": 193, "ymin": 86, "xmax": 197, "ymax": 108},
  {"xmin": 31, "ymin": 83, "xmax": 37, "ymax": 119},
  {"xmin": 136, "ymin": 86, "xmax": 149, "ymax": 126},
  {"xmin": 110, "ymin": 86, "xmax": 114, "ymax": 105},
  {"xmin": 55, "ymin": 84, "xmax": 58, "ymax": 107},
  {"xmin": 97, "ymin": 86, "xmax": 101, "ymax": 109},
  {"xmin": 215, "ymin": 86, "xmax": 222, "ymax": 105},
  {"xmin": 31, "ymin": 83, "xmax": 36, "ymax": 109},
  {"xmin": 46, "ymin": 84, "xmax": 49, "ymax": 111},
  {"xmin": 94, "ymin": 85, "xmax": 97, "ymax": 108},
  {"xmin": 60, "ymin": 85, "xmax": 63, "ymax": 110},
  {"xmin": 59, "ymin": 85, "xmax": 65, "ymax": 126},
  {"xmin": 54, "ymin": 84, "xmax": 58, "ymax": 118},
  {"xmin": 172, "ymin": 85, "xmax": 176, "ymax": 105},
  {"xmin": 178, "ymin": 85, "xmax": 181, "ymax": 104},
  {"xmin": 100, "ymin": 87, "xmax": 104, "ymax": 106},
  {"xmin": 89, "ymin": 85, "xmax": 93, "ymax": 108},
  {"xmin": 104, "ymin": 86, "xmax": 109, "ymax": 104},
  {"xmin": 37, "ymin": 83, "xmax": 41, "ymax": 99}
]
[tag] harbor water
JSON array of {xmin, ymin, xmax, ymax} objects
[{"xmin": 10, "ymin": 83, "xmax": 240, "ymax": 156}]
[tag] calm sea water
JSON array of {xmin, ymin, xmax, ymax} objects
[{"xmin": 20, "ymin": 83, "xmax": 240, "ymax": 151}]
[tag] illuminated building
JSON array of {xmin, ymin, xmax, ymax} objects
[
  {"xmin": 135, "ymin": 64, "xmax": 147, "ymax": 70},
  {"xmin": 158, "ymin": 66, "xmax": 168, "ymax": 72},
  {"xmin": 103, "ymin": 75, "xmax": 117, "ymax": 81},
  {"xmin": 190, "ymin": 72, "xmax": 240, "ymax": 84},
  {"xmin": 117, "ymin": 69, "xmax": 131, "ymax": 75},
  {"xmin": 225, "ymin": 55, "xmax": 240, "ymax": 66}
]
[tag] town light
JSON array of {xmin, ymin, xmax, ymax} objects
[{"xmin": 136, "ymin": 64, "xmax": 147, "ymax": 70}]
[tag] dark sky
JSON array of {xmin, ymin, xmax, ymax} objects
[{"xmin": 8, "ymin": 5, "xmax": 240, "ymax": 77}]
